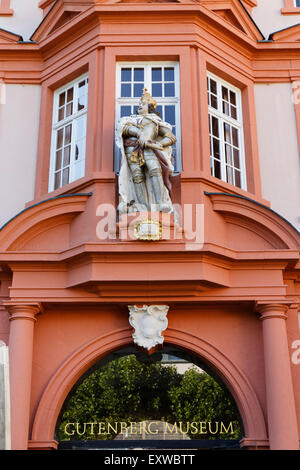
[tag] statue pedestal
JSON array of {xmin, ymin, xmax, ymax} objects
[{"xmin": 118, "ymin": 211, "xmax": 182, "ymax": 241}]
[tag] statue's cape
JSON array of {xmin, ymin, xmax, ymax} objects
[{"xmin": 116, "ymin": 114, "xmax": 174, "ymax": 214}]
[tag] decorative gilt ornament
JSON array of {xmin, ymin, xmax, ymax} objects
[
  {"xmin": 134, "ymin": 219, "xmax": 162, "ymax": 240},
  {"xmin": 128, "ymin": 305, "xmax": 169, "ymax": 351}
]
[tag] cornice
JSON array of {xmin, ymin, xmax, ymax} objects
[{"xmin": 0, "ymin": 3, "xmax": 300, "ymax": 84}]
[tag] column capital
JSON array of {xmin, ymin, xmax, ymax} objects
[
  {"xmin": 3, "ymin": 303, "xmax": 42, "ymax": 322},
  {"xmin": 255, "ymin": 302, "xmax": 290, "ymax": 321}
]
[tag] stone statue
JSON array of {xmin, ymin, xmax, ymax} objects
[{"xmin": 117, "ymin": 89, "xmax": 176, "ymax": 215}]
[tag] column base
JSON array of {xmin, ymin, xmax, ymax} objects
[{"xmin": 28, "ymin": 440, "xmax": 58, "ymax": 450}]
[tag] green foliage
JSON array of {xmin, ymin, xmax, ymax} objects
[{"xmin": 57, "ymin": 355, "xmax": 242, "ymax": 441}]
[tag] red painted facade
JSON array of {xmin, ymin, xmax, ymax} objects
[{"xmin": 0, "ymin": 0, "xmax": 299, "ymax": 450}]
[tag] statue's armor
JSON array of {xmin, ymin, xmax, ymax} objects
[{"xmin": 122, "ymin": 115, "xmax": 176, "ymax": 211}]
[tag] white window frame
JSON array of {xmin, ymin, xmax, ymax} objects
[
  {"xmin": 115, "ymin": 61, "xmax": 181, "ymax": 173},
  {"xmin": 207, "ymin": 71, "xmax": 247, "ymax": 191},
  {"xmin": 49, "ymin": 73, "xmax": 88, "ymax": 192}
]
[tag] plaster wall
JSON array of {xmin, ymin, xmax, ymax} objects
[
  {"xmin": 0, "ymin": 84, "xmax": 41, "ymax": 227},
  {"xmin": 252, "ymin": 0, "xmax": 300, "ymax": 38},
  {"xmin": 254, "ymin": 82, "xmax": 300, "ymax": 231},
  {"xmin": 0, "ymin": 0, "xmax": 42, "ymax": 41}
]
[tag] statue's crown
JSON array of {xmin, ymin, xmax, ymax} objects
[{"xmin": 139, "ymin": 88, "xmax": 157, "ymax": 109}]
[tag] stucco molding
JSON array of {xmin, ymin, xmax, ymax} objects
[
  {"xmin": 0, "ymin": 193, "xmax": 92, "ymax": 251},
  {"xmin": 205, "ymin": 192, "xmax": 300, "ymax": 250}
]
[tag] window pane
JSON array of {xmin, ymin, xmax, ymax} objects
[
  {"xmin": 62, "ymin": 167, "xmax": 69, "ymax": 186},
  {"xmin": 226, "ymin": 166, "xmax": 233, "ymax": 185},
  {"xmin": 59, "ymin": 92, "xmax": 65, "ymax": 107},
  {"xmin": 214, "ymin": 159, "xmax": 221, "ymax": 179},
  {"xmin": 120, "ymin": 105, "xmax": 132, "ymax": 117},
  {"xmin": 224, "ymin": 123, "xmax": 231, "ymax": 143},
  {"xmin": 121, "ymin": 83, "xmax": 131, "ymax": 97},
  {"xmin": 210, "ymin": 94, "xmax": 218, "ymax": 110},
  {"xmin": 75, "ymin": 140, "xmax": 85, "ymax": 162},
  {"xmin": 54, "ymin": 172, "xmax": 61, "ymax": 190},
  {"xmin": 232, "ymin": 127, "xmax": 239, "ymax": 147},
  {"xmin": 156, "ymin": 105, "xmax": 163, "ymax": 117},
  {"xmin": 231, "ymin": 105, "xmax": 237, "ymax": 120},
  {"xmin": 213, "ymin": 138, "xmax": 220, "ymax": 159},
  {"xmin": 65, "ymin": 124, "xmax": 72, "ymax": 145},
  {"xmin": 164, "ymin": 67, "xmax": 174, "ymax": 81},
  {"xmin": 55, "ymin": 150, "xmax": 62, "ymax": 171},
  {"xmin": 67, "ymin": 88, "xmax": 73, "ymax": 103},
  {"xmin": 152, "ymin": 83, "xmax": 162, "ymax": 97},
  {"xmin": 77, "ymin": 116, "xmax": 86, "ymax": 140},
  {"xmin": 152, "ymin": 68, "xmax": 162, "ymax": 82},
  {"xmin": 222, "ymin": 86, "xmax": 229, "ymax": 102},
  {"xmin": 121, "ymin": 68, "xmax": 131, "ymax": 82},
  {"xmin": 225, "ymin": 144, "xmax": 232, "ymax": 165},
  {"xmin": 56, "ymin": 129, "xmax": 64, "ymax": 149},
  {"xmin": 230, "ymin": 91, "xmax": 236, "ymax": 105},
  {"xmin": 78, "ymin": 92, "xmax": 86, "ymax": 111},
  {"xmin": 233, "ymin": 148, "xmax": 240, "ymax": 168},
  {"xmin": 66, "ymin": 102, "xmax": 73, "ymax": 117},
  {"xmin": 79, "ymin": 80, "xmax": 87, "ymax": 89},
  {"xmin": 210, "ymin": 79, "xmax": 217, "ymax": 95},
  {"xmin": 134, "ymin": 83, "xmax": 144, "ymax": 98},
  {"xmin": 134, "ymin": 68, "xmax": 144, "ymax": 82},
  {"xmin": 222, "ymin": 101, "xmax": 230, "ymax": 116},
  {"xmin": 164, "ymin": 83, "xmax": 175, "ymax": 97},
  {"xmin": 211, "ymin": 116, "xmax": 219, "ymax": 137},
  {"xmin": 58, "ymin": 107, "xmax": 65, "ymax": 122},
  {"xmin": 63, "ymin": 146, "xmax": 71, "ymax": 166},
  {"xmin": 165, "ymin": 105, "xmax": 175, "ymax": 125},
  {"xmin": 235, "ymin": 169, "xmax": 241, "ymax": 188}
]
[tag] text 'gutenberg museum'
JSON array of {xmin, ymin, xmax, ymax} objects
[{"xmin": 0, "ymin": 0, "xmax": 300, "ymax": 451}]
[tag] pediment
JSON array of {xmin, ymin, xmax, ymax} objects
[
  {"xmin": 269, "ymin": 23, "xmax": 300, "ymax": 43},
  {"xmin": 201, "ymin": 0, "xmax": 263, "ymax": 41},
  {"xmin": 31, "ymin": 1, "xmax": 83, "ymax": 42},
  {"xmin": 206, "ymin": 192, "xmax": 300, "ymax": 250},
  {"xmin": 0, "ymin": 28, "xmax": 22, "ymax": 45},
  {"xmin": 32, "ymin": 0, "xmax": 263, "ymax": 43}
]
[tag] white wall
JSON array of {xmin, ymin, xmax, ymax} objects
[
  {"xmin": 255, "ymin": 83, "xmax": 300, "ymax": 231},
  {"xmin": 252, "ymin": 0, "xmax": 300, "ymax": 39},
  {"xmin": 0, "ymin": 0, "xmax": 42, "ymax": 41},
  {"xmin": 0, "ymin": 84, "xmax": 41, "ymax": 228}
]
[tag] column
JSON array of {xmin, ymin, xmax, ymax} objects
[
  {"xmin": 257, "ymin": 303, "xmax": 299, "ymax": 450},
  {"xmin": 7, "ymin": 304, "xmax": 40, "ymax": 450}
]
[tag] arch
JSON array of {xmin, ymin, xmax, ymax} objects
[
  {"xmin": 30, "ymin": 327, "xmax": 267, "ymax": 447},
  {"xmin": 0, "ymin": 193, "xmax": 92, "ymax": 251},
  {"xmin": 205, "ymin": 192, "xmax": 300, "ymax": 249}
]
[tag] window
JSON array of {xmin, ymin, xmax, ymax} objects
[
  {"xmin": 0, "ymin": 0, "xmax": 13, "ymax": 15},
  {"xmin": 115, "ymin": 62, "xmax": 181, "ymax": 172},
  {"xmin": 49, "ymin": 74, "xmax": 88, "ymax": 191},
  {"xmin": 207, "ymin": 73, "xmax": 246, "ymax": 190},
  {"xmin": 296, "ymin": 0, "xmax": 300, "ymax": 7}
]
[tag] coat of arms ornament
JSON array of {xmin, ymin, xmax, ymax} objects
[{"xmin": 128, "ymin": 305, "xmax": 169, "ymax": 351}]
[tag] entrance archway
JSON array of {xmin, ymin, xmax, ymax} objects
[{"xmin": 30, "ymin": 328, "xmax": 267, "ymax": 449}]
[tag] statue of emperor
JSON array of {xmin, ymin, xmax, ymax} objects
[{"xmin": 116, "ymin": 89, "xmax": 176, "ymax": 215}]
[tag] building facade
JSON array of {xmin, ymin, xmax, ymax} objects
[{"xmin": 0, "ymin": 0, "xmax": 299, "ymax": 450}]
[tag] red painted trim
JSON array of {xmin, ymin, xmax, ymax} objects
[
  {"xmin": 0, "ymin": 0, "xmax": 13, "ymax": 16},
  {"xmin": 282, "ymin": 0, "xmax": 300, "ymax": 14}
]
